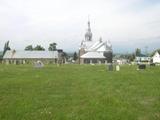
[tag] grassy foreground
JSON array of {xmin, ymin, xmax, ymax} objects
[{"xmin": 0, "ymin": 64, "xmax": 159, "ymax": 120}]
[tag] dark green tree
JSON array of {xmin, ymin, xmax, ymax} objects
[
  {"xmin": 3, "ymin": 41, "xmax": 11, "ymax": 56},
  {"xmin": 62, "ymin": 52, "xmax": 68, "ymax": 59},
  {"xmin": 24, "ymin": 45, "xmax": 33, "ymax": 51},
  {"xmin": 48, "ymin": 42, "xmax": 57, "ymax": 51},
  {"xmin": 73, "ymin": 52, "xmax": 78, "ymax": 60},
  {"xmin": 34, "ymin": 45, "xmax": 45, "ymax": 51},
  {"xmin": 135, "ymin": 48, "xmax": 141, "ymax": 56},
  {"xmin": 150, "ymin": 48, "xmax": 160, "ymax": 56},
  {"xmin": 128, "ymin": 53, "xmax": 135, "ymax": 62}
]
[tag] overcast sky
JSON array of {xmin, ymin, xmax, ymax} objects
[{"xmin": 0, "ymin": 0, "xmax": 160, "ymax": 53}]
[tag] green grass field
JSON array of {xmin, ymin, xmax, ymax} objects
[{"xmin": 0, "ymin": 64, "xmax": 159, "ymax": 120}]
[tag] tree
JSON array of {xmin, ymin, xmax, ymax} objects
[
  {"xmin": 25, "ymin": 45, "xmax": 33, "ymax": 51},
  {"xmin": 62, "ymin": 52, "xmax": 68, "ymax": 59},
  {"xmin": 33, "ymin": 45, "xmax": 45, "ymax": 51},
  {"xmin": 150, "ymin": 48, "xmax": 160, "ymax": 57},
  {"xmin": 3, "ymin": 41, "xmax": 11, "ymax": 56},
  {"xmin": 135, "ymin": 48, "xmax": 141, "ymax": 56},
  {"xmin": 73, "ymin": 52, "xmax": 78, "ymax": 60},
  {"xmin": 48, "ymin": 42, "xmax": 57, "ymax": 51},
  {"xmin": 127, "ymin": 53, "xmax": 135, "ymax": 62}
]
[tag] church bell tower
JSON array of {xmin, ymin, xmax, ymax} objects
[{"xmin": 85, "ymin": 19, "xmax": 92, "ymax": 41}]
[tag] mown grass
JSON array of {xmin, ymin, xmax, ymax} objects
[{"xmin": 0, "ymin": 64, "xmax": 160, "ymax": 120}]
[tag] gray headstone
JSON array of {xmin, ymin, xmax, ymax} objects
[
  {"xmin": 108, "ymin": 63, "xmax": 113, "ymax": 71},
  {"xmin": 34, "ymin": 61, "xmax": 44, "ymax": 68}
]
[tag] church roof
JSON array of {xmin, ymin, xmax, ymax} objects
[
  {"xmin": 153, "ymin": 51, "xmax": 160, "ymax": 58},
  {"xmin": 88, "ymin": 40, "xmax": 103, "ymax": 51},
  {"xmin": 3, "ymin": 50, "xmax": 58, "ymax": 59},
  {"xmin": 82, "ymin": 40, "xmax": 112, "ymax": 52},
  {"xmin": 80, "ymin": 52, "xmax": 105, "ymax": 59}
]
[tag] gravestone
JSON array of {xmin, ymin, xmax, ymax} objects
[
  {"xmin": 150, "ymin": 63, "xmax": 155, "ymax": 66},
  {"xmin": 104, "ymin": 51, "xmax": 113, "ymax": 71},
  {"xmin": 108, "ymin": 63, "xmax": 113, "ymax": 71},
  {"xmin": 34, "ymin": 61, "xmax": 44, "ymax": 68},
  {"xmin": 103, "ymin": 51, "xmax": 112, "ymax": 63},
  {"xmin": 116, "ymin": 65, "xmax": 120, "ymax": 71},
  {"xmin": 138, "ymin": 64, "xmax": 146, "ymax": 69}
]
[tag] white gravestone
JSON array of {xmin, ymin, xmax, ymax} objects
[{"xmin": 116, "ymin": 65, "xmax": 120, "ymax": 71}]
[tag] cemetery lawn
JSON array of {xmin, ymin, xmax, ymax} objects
[{"xmin": 0, "ymin": 64, "xmax": 160, "ymax": 120}]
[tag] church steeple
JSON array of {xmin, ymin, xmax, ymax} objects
[
  {"xmin": 87, "ymin": 18, "xmax": 91, "ymax": 32},
  {"xmin": 85, "ymin": 17, "xmax": 92, "ymax": 41}
]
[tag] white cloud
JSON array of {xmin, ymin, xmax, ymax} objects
[{"xmin": 0, "ymin": 0, "xmax": 160, "ymax": 52}]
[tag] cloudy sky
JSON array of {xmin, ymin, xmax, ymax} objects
[{"xmin": 0, "ymin": 0, "xmax": 160, "ymax": 53}]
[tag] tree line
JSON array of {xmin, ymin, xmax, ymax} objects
[
  {"xmin": 25, "ymin": 42, "xmax": 57, "ymax": 51},
  {"xmin": 115, "ymin": 48, "xmax": 160, "ymax": 62},
  {"xmin": 2, "ymin": 41, "xmax": 160, "ymax": 61}
]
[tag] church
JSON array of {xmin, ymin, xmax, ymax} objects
[{"xmin": 79, "ymin": 20, "xmax": 113, "ymax": 64}]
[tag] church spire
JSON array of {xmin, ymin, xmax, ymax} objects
[
  {"xmin": 87, "ymin": 15, "xmax": 91, "ymax": 32},
  {"xmin": 85, "ymin": 16, "xmax": 92, "ymax": 41}
]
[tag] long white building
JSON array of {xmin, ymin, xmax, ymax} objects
[{"xmin": 3, "ymin": 50, "xmax": 58, "ymax": 64}]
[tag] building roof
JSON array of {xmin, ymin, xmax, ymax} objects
[
  {"xmin": 80, "ymin": 52, "xmax": 106, "ymax": 59},
  {"xmin": 88, "ymin": 40, "xmax": 104, "ymax": 51},
  {"xmin": 3, "ymin": 50, "xmax": 58, "ymax": 59},
  {"xmin": 136, "ymin": 53, "xmax": 148, "ymax": 57},
  {"xmin": 153, "ymin": 51, "xmax": 160, "ymax": 58},
  {"xmin": 81, "ymin": 39, "xmax": 112, "ymax": 52}
]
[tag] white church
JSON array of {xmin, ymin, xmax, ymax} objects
[
  {"xmin": 152, "ymin": 51, "xmax": 160, "ymax": 64},
  {"xmin": 78, "ymin": 20, "xmax": 113, "ymax": 64}
]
